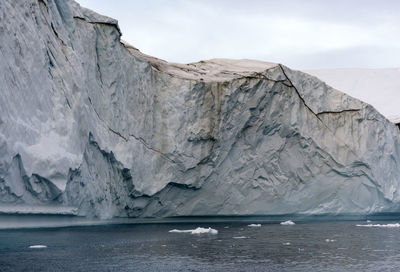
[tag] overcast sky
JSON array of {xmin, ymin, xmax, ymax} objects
[{"xmin": 76, "ymin": 0, "xmax": 400, "ymax": 70}]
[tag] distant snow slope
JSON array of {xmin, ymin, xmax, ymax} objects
[{"xmin": 305, "ymin": 68, "xmax": 400, "ymax": 121}]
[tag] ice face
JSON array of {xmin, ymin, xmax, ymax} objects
[{"xmin": 1, "ymin": 0, "xmax": 400, "ymax": 219}]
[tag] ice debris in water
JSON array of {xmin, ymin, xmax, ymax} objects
[
  {"xmin": 356, "ymin": 223, "xmax": 400, "ymax": 228},
  {"xmin": 233, "ymin": 236, "xmax": 248, "ymax": 239},
  {"xmin": 248, "ymin": 224, "xmax": 261, "ymax": 227},
  {"xmin": 29, "ymin": 245, "xmax": 47, "ymax": 249},
  {"xmin": 325, "ymin": 239, "xmax": 336, "ymax": 242},
  {"xmin": 169, "ymin": 227, "xmax": 218, "ymax": 234},
  {"xmin": 283, "ymin": 242, "xmax": 291, "ymax": 245},
  {"xmin": 280, "ymin": 220, "xmax": 295, "ymax": 225}
]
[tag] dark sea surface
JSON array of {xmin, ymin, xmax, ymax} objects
[{"xmin": 1, "ymin": 216, "xmax": 400, "ymax": 271}]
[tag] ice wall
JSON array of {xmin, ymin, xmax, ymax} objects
[{"xmin": 1, "ymin": 0, "xmax": 400, "ymax": 218}]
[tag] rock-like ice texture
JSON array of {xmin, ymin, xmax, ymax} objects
[
  {"xmin": 248, "ymin": 224, "xmax": 261, "ymax": 227},
  {"xmin": 356, "ymin": 223, "xmax": 400, "ymax": 228},
  {"xmin": 169, "ymin": 227, "xmax": 218, "ymax": 234},
  {"xmin": 280, "ymin": 220, "xmax": 296, "ymax": 225},
  {"xmin": 1, "ymin": 0, "xmax": 400, "ymax": 219}
]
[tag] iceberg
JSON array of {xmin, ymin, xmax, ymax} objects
[
  {"xmin": 29, "ymin": 245, "xmax": 47, "ymax": 249},
  {"xmin": 1, "ymin": 0, "xmax": 400, "ymax": 220},
  {"xmin": 356, "ymin": 223, "xmax": 400, "ymax": 228},
  {"xmin": 280, "ymin": 220, "xmax": 296, "ymax": 225},
  {"xmin": 169, "ymin": 227, "xmax": 218, "ymax": 234}
]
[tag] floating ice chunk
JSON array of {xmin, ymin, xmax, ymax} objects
[
  {"xmin": 191, "ymin": 227, "xmax": 218, "ymax": 234},
  {"xmin": 233, "ymin": 236, "xmax": 248, "ymax": 239},
  {"xmin": 283, "ymin": 242, "xmax": 291, "ymax": 245},
  {"xmin": 169, "ymin": 227, "xmax": 218, "ymax": 234},
  {"xmin": 169, "ymin": 229, "xmax": 193, "ymax": 233},
  {"xmin": 248, "ymin": 224, "xmax": 261, "ymax": 227},
  {"xmin": 29, "ymin": 245, "xmax": 47, "ymax": 249},
  {"xmin": 280, "ymin": 220, "xmax": 295, "ymax": 225},
  {"xmin": 356, "ymin": 223, "xmax": 400, "ymax": 228},
  {"xmin": 367, "ymin": 220, "xmax": 371, "ymax": 223},
  {"xmin": 325, "ymin": 239, "xmax": 336, "ymax": 242}
]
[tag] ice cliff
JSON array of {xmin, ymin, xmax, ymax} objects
[{"xmin": 1, "ymin": 0, "xmax": 400, "ymax": 219}]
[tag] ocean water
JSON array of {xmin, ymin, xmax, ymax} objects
[{"xmin": 1, "ymin": 218, "xmax": 400, "ymax": 271}]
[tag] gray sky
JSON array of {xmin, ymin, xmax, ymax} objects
[{"xmin": 76, "ymin": 0, "xmax": 400, "ymax": 69}]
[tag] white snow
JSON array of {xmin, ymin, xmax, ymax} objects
[
  {"xmin": 123, "ymin": 41, "xmax": 278, "ymax": 82},
  {"xmin": 29, "ymin": 245, "xmax": 47, "ymax": 249},
  {"xmin": 169, "ymin": 227, "xmax": 218, "ymax": 234},
  {"xmin": 280, "ymin": 220, "xmax": 295, "ymax": 225},
  {"xmin": 248, "ymin": 224, "xmax": 261, "ymax": 227},
  {"xmin": 356, "ymin": 223, "xmax": 400, "ymax": 228}
]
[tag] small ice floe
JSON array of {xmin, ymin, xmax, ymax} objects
[
  {"xmin": 325, "ymin": 239, "xmax": 336, "ymax": 242},
  {"xmin": 283, "ymin": 242, "xmax": 291, "ymax": 246},
  {"xmin": 280, "ymin": 220, "xmax": 295, "ymax": 225},
  {"xmin": 169, "ymin": 227, "xmax": 218, "ymax": 234},
  {"xmin": 233, "ymin": 236, "xmax": 248, "ymax": 239},
  {"xmin": 29, "ymin": 245, "xmax": 47, "ymax": 249},
  {"xmin": 248, "ymin": 224, "xmax": 261, "ymax": 227},
  {"xmin": 356, "ymin": 223, "xmax": 400, "ymax": 228},
  {"xmin": 367, "ymin": 220, "xmax": 371, "ymax": 223}
]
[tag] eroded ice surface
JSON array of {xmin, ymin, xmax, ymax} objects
[{"xmin": 1, "ymin": 0, "xmax": 400, "ymax": 219}]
